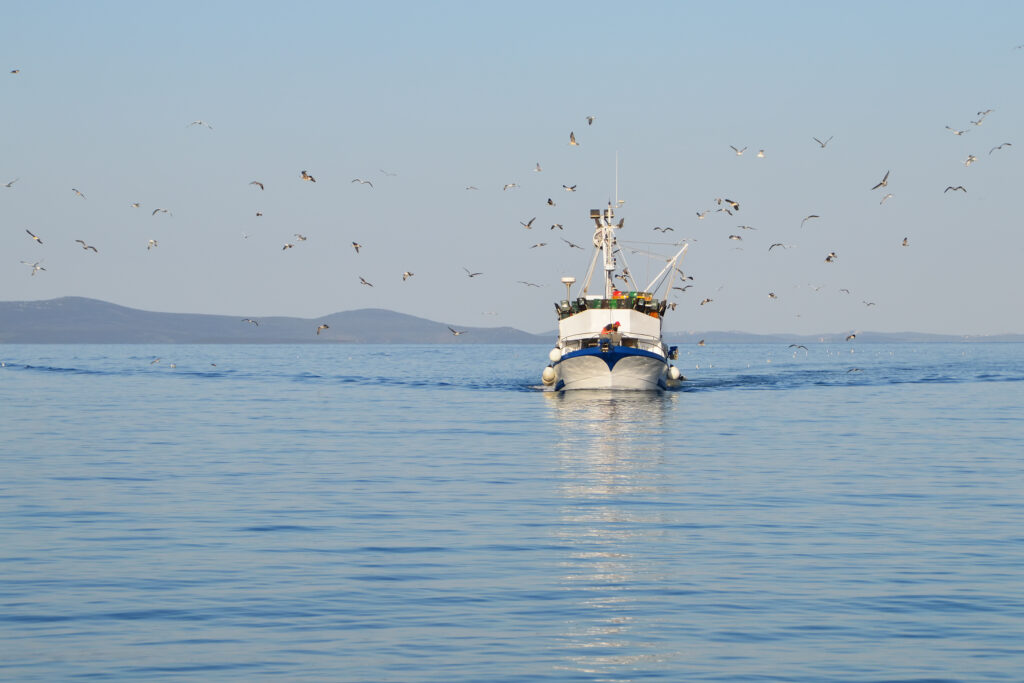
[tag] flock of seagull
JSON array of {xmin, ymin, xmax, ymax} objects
[{"xmin": 8, "ymin": 59, "xmax": 1015, "ymax": 343}]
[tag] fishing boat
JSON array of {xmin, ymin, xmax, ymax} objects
[{"xmin": 541, "ymin": 204, "xmax": 688, "ymax": 391}]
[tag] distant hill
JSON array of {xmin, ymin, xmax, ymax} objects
[
  {"xmin": 0, "ymin": 297, "xmax": 1020, "ymax": 344},
  {"xmin": 0, "ymin": 297, "xmax": 552, "ymax": 344}
]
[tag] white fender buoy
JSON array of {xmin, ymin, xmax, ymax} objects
[
  {"xmin": 548, "ymin": 348, "xmax": 561, "ymax": 363},
  {"xmin": 668, "ymin": 366, "xmax": 681, "ymax": 381},
  {"xmin": 542, "ymin": 366, "xmax": 557, "ymax": 385}
]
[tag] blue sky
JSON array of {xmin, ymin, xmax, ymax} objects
[{"xmin": 3, "ymin": 1, "xmax": 1022, "ymax": 335}]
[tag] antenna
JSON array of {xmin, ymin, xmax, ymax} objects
[{"xmin": 614, "ymin": 152, "xmax": 618, "ymax": 208}]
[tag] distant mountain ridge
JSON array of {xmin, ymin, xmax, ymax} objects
[{"xmin": 0, "ymin": 297, "xmax": 1020, "ymax": 344}]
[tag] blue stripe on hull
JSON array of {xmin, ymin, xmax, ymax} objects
[{"xmin": 559, "ymin": 345, "xmax": 663, "ymax": 370}]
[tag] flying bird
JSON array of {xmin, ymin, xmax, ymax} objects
[
  {"xmin": 801, "ymin": 214, "xmax": 819, "ymax": 227},
  {"xmin": 547, "ymin": 198, "xmax": 556, "ymax": 207},
  {"xmin": 730, "ymin": 145, "xmax": 747, "ymax": 156},
  {"xmin": 561, "ymin": 238, "xmax": 584, "ymax": 249},
  {"xmin": 465, "ymin": 185, "xmax": 479, "ymax": 190},
  {"xmin": 863, "ymin": 301, "xmax": 876, "ymax": 307},
  {"xmin": 562, "ymin": 184, "xmax": 576, "ymax": 191},
  {"xmin": 880, "ymin": 193, "xmax": 893, "ymax": 204},
  {"xmin": 448, "ymin": 326, "xmax": 467, "ymax": 336},
  {"xmin": 964, "ymin": 154, "xmax": 977, "ymax": 167},
  {"xmin": 352, "ymin": 242, "xmax": 362, "ymax": 253},
  {"xmin": 20, "ymin": 260, "xmax": 45, "ymax": 275},
  {"xmin": 402, "ymin": 271, "xmax": 414, "ymax": 281},
  {"xmin": 351, "ymin": 178, "xmax": 374, "ymax": 187},
  {"xmin": 757, "ymin": 149, "xmax": 765, "ymax": 158},
  {"xmin": 789, "ymin": 344, "xmax": 809, "ymax": 351},
  {"xmin": 768, "ymin": 292, "xmax": 778, "ymax": 299},
  {"xmin": 188, "ymin": 120, "xmax": 213, "ymax": 129},
  {"xmin": 301, "ymin": 170, "xmax": 316, "ymax": 182},
  {"xmin": 249, "ymin": 181, "xmax": 264, "ymax": 190},
  {"xmin": 550, "ymin": 223, "xmax": 564, "ymax": 230},
  {"xmin": 502, "ymin": 183, "xmax": 519, "ymax": 191},
  {"xmin": 769, "ymin": 243, "xmax": 787, "ymax": 251},
  {"xmin": 672, "ymin": 285, "xmax": 692, "ymax": 292},
  {"xmin": 989, "ymin": 142, "xmax": 1012, "ymax": 154},
  {"xmin": 945, "ymin": 126, "xmax": 968, "ymax": 136},
  {"xmin": 700, "ymin": 298, "xmax": 713, "ymax": 306},
  {"xmin": 152, "ymin": 208, "xmax": 171, "ymax": 216},
  {"xmin": 530, "ymin": 242, "xmax": 547, "ymax": 248},
  {"xmin": 568, "ymin": 131, "xmax": 579, "ymax": 146},
  {"xmin": 871, "ymin": 170, "xmax": 890, "ymax": 190},
  {"xmin": 846, "ymin": 333, "xmax": 856, "ymax": 342},
  {"xmin": 71, "ymin": 188, "xmax": 86, "ymax": 199},
  {"xmin": 147, "ymin": 239, "xmax": 158, "ymax": 250},
  {"xmin": 294, "ymin": 233, "xmax": 308, "ymax": 241},
  {"xmin": 813, "ymin": 136, "xmax": 833, "ymax": 148},
  {"xmin": 3, "ymin": 178, "xmax": 18, "ymax": 188},
  {"xmin": 521, "ymin": 217, "xmax": 536, "ymax": 229},
  {"xmin": 825, "ymin": 251, "xmax": 838, "ymax": 263},
  {"xmin": 653, "ymin": 226, "xmax": 674, "ymax": 232},
  {"xmin": 721, "ymin": 198, "xmax": 740, "ymax": 211},
  {"xmin": 316, "ymin": 324, "xmax": 329, "ymax": 335},
  {"xmin": 74, "ymin": 239, "xmax": 98, "ymax": 252},
  {"xmin": 463, "ymin": 267, "xmax": 483, "ymax": 277},
  {"xmin": 25, "ymin": 229, "xmax": 43, "ymax": 244},
  {"xmin": 517, "ymin": 281, "xmax": 542, "ymax": 287},
  {"xmin": 129, "ymin": 202, "xmax": 140, "ymax": 208},
  {"xmin": 242, "ymin": 318, "xmax": 259, "ymax": 326},
  {"xmin": 728, "ymin": 234, "xmax": 742, "ymax": 241},
  {"xmin": 359, "ymin": 276, "xmax": 373, "ymax": 287},
  {"xmin": 944, "ymin": 185, "xmax": 967, "ymax": 193},
  {"xmin": 282, "ymin": 242, "xmax": 295, "ymax": 250},
  {"xmin": 902, "ymin": 237, "xmax": 909, "ymax": 247},
  {"xmin": 533, "ymin": 162, "xmax": 542, "ymax": 172},
  {"xmin": 586, "ymin": 115, "xmax": 595, "ymax": 126}
]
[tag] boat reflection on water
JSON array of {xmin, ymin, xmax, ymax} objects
[{"xmin": 544, "ymin": 391, "xmax": 683, "ymax": 678}]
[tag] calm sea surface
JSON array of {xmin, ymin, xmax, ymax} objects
[{"xmin": 2, "ymin": 343, "xmax": 1023, "ymax": 682}]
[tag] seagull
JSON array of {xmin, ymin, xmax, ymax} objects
[
  {"xmin": 282, "ymin": 242, "xmax": 295, "ymax": 250},
  {"xmin": 989, "ymin": 142, "xmax": 1012, "ymax": 154},
  {"xmin": 789, "ymin": 344, "xmax": 809, "ymax": 351},
  {"xmin": 672, "ymin": 285, "xmax": 692, "ymax": 292},
  {"xmin": 721, "ymin": 198, "xmax": 740, "ymax": 211},
  {"xmin": 978, "ymin": 108, "xmax": 994, "ymax": 117},
  {"xmin": 871, "ymin": 170, "xmax": 890, "ymax": 190},
  {"xmin": 147, "ymin": 239, "xmax": 158, "ymax": 250},
  {"xmin": 463, "ymin": 267, "xmax": 482, "ymax": 277},
  {"xmin": 863, "ymin": 300, "xmax": 876, "ymax": 306},
  {"xmin": 757, "ymin": 149, "xmax": 765, "ymax": 158},
  {"xmin": 561, "ymin": 238, "xmax": 584, "ymax": 249},
  {"xmin": 846, "ymin": 333, "xmax": 856, "ymax": 342},
  {"xmin": 568, "ymin": 131, "xmax": 579, "ymax": 146},
  {"xmin": 533, "ymin": 162, "xmax": 543, "ymax": 172},
  {"xmin": 502, "ymin": 183, "xmax": 519, "ymax": 191},
  {"xmin": 301, "ymin": 170, "xmax": 316, "ymax": 183},
  {"xmin": 249, "ymin": 181, "xmax": 264, "ymax": 190},
  {"xmin": 188, "ymin": 120, "xmax": 213, "ymax": 129},
  {"xmin": 801, "ymin": 214, "xmax": 819, "ymax": 227},
  {"xmin": 242, "ymin": 318, "xmax": 259, "ymax": 326},
  {"xmin": 294, "ymin": 233, "xmax": 308, "ymax": 241},
  {"xmin": 3, "ymin": 178, "xmax": 18, "ymax": 188},
  {"xmin": 152, "ymin": 208, "xmax": 171, "ymax": 216},
  {"xmin": 10, "ymin": 69, "xmax": 20, "ymax": 74},
  {"xmin": 700, "ymin": 298, "xmax": 713, "ymax": 306},
  {"xmin": 448, "ymin": 326, "xmax": 467, "ymax": 336},
  {"xmin": 517, "ymin": 281, "xmax": 542, "ymax": 287},
  {"xmin": 730, "ymin": 145, "xmax": 747, "ymax": 156},
  {"xmin": 902, "ymin": 237, "xmax": 909, "ymax": 247},
  {"xmin": 530, "ymin": 242, "xmax": 547, "ymax": 248},
  {"xmin": 945, "ymin": 126, "xmax": 968, "ymax": 136},
  {"xmin": 562, "ymin": 184, "xmax": 576, "ymax": 192},
  {"xmin": 379, "ymin": 169, "xmax": 398, "ymax": 176},
  {"xmin": 402, "ymin": 271, "xmax": 414, "ymax": 281},
  {"xmin": 728, "ymin": 234, "xmax": 742, "ymax": 241},
  {"xmin": 880, "ymin": 192, "xmax": 894, "ymax": 204},
  {"xmin": 653, "ymin": 226, "xmax": 674, "ymax": 232},
  {"xmin": 768, "ymin": 243, "xmax": 787, "ymax": 251},
  {"xmin": 20, "ymin": 260, "xmax": 45, "ymax": 275},
  {"xmin": 825, "ymin": 251, "xmax": 838, "ymax": 263},
  {"xmin": 255, "ymin": 211, "xmax": 263, "ymax": 217},
  {"xmin": 547, "ymin": 198, "xmax": 556, "ymax": 207},
  {"xmin": 813, "ymin": 136, "xmax": 833, "ymax": 148},
  {"xmin": 698, "ymin": 339, "xmax": 705, "ymax": 346},
  {"xmin": 944, "ymin": 185, "xmax": 967, "ymax": 193},
  {"xmin": 352, "ymin": 242, "xmax": 362, "ymax": 253},
  {"xmin": 737, "ymin": 224, "xmax": 756, "ymax": 230},
  {"xmin": 25, "ymin": 229, "xmax": 43, "ymax": 244},
  {"xmin": 964, "ymin": 154, "xmax": 977, "ymax": 167},
  {"xmin": 768, "ymin": 292, "xmax": 778, "ymax": 299},
  {"xmin": 74, "ymin": 239, "xmax": 98, "ymax": 252},
  {"xmin": 316, "ymin": 324, "xmax": 329, "ymax": 335},
  {"xmin": 550, "ymin": 223, "xmax": 563, "ymax": 230},
  {"xmin": 351, "ymin": 178, "xmax": 373, "ymax": 187},
  {"xmin": 129, "ymin": 202, "xmax": 140, "ymax": 208},
  {"xmin": 586, "ymin": 115, "xmax": 595, "ymax": 126},
  {"xmin": 71, "ymin": 188, "xmax": 86, "ymax": 199},
  {"xmin": 465, "ymin": 185, "xmax": 479, "ymax": 190},
  {"xmin": 521, "ymin": 217, "xmax": 536, "ymax": 229},
  {"xmin": 359, "ymin": 276, "xmax": 373, "ymax": 287}
]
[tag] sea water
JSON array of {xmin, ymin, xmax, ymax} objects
[{"xmin": 1, "ymin": 343, "xmax": 1022, "ymax": 681}]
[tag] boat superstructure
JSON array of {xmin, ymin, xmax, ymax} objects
[{"xmin": 541, "ymin": 205, "xmax": 688, "ymax": 391}]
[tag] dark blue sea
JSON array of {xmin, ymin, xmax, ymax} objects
[{"xmin": 2, "ymin": 343, "xmax": 1023, "ymax": 682}]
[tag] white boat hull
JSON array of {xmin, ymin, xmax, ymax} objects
[{"xmin": 554, "ymin": 348, "xmax": 669, "ymax": 391}]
